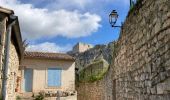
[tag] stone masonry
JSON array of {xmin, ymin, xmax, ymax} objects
[
  {"xmin": 7, "ymin": 40, "xmax": 20, "ymax": 100},
  {"xmin": 75, "ymin": 0, "xmax": 170, "ymax": 100},
  {"xmin": 72, "ymin": 42, "xmax": 115, "ymax": 100},
  {"xmin": 77, "ymin": 65, "xmax": 114, "ymax": 100},
  {"xmin": 0, "ymin": 10, "xmax": 22, "ymax": 100},
  {"xmin": 72, "ymin": 42, "xmax": 93, "ymax": 53},
  {"xmin": 114, "ymin": 0, "xmax": 170, "ymax": 99}
]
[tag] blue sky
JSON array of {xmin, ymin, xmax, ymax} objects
[{"xmin": 1, "ymin": 0, "xmax": 130, "ymax": 52}]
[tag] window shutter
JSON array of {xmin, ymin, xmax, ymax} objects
[{"xmin": 47, "ymin": 68, "xmax": 61, "ymax": 87}]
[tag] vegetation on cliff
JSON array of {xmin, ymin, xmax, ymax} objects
[{"xmin": 78, "ymin": 59, "xmax": 109, "ymax": 83}]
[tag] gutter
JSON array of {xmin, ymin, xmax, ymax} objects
[{"xmin": 2, "ymin": 14, "xmax": 17, "ymax": 100}]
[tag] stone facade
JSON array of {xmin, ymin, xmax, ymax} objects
[
  {"xmin": 8, "ymin": 40, "xmax": 20, "ymax": 100},
  {"xmin": 114, "ymin": 0, "xmax": 170, "ymax": 99},
  {"xmin": 0, "ymin": 20, "xmax": 20, "ymax": 100},
  {"xmin": 0, "ymin": 8, "xmax": 23, "ymax": 100},
  {"xmin": 71, "ymin": 42, "xmax": 93, "ymax": 53}
]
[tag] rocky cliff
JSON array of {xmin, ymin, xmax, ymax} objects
[{"xmin": 69, "ymin": 42, "xmax": 115, "ymax": 71}]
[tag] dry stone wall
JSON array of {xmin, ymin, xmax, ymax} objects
[
  {"xmin": 77, "ymin": 64, "xmax": 114, "ymax": 100},
  {"xmin": 114, "ymin": 0, "xmax": 170, "ymax": 99},
  {"xmin": 75, "ymin": 0, "xmax": 170, "ymax": 100},
  {"xmin": 73, "ymin": 42, "xmax": 115, "ymax": 100}
]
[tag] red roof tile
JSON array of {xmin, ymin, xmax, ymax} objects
[{"xmin": 24, "ymin": 51, "xmax": 75, "ymax": 61}]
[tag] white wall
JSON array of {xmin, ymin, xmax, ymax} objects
[{"xmin": 21, "ymin": 58, "xmax": 75, "ymax": 93}]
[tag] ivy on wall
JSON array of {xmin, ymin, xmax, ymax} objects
[
  {"xmin": 128, "ymin": 0, "xmax": 143, "ymax": 16},
  {"xmin": 130, "ymin": 0, "xmax": 140, "ymax": 10}
]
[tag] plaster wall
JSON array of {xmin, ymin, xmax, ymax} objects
[{"xmin": 21, "ymin": 58, "xmax": 75, "ymax": 93}]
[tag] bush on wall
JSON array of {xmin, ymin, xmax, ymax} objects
[{"xmin": 78, "ymin": 59, "xmax": 109, "ymax": 83}]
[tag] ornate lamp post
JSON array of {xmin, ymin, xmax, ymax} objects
[{"xmin": 109, "ymin": 10, "xmax": 121, "ymax": 28}]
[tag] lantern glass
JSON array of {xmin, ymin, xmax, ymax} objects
[{"xmin": 109, "ymin": 10, "xmax": 118, "ymax": 27}]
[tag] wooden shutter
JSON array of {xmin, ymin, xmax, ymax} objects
[{"xmin": 47, "ymin": 68, "xmax": 61, "ymax": 87}]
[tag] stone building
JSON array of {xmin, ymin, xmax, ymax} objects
[
  {"xmin": 0, "ymin": 7, "xmax": 24, "ymax": 100},
  {"xmin": 0, "ymin": 7, "xmax": 76, "ymax": 100},
  {"xmin": 20, "ymin": 52, "xmax": 76, "ymax": 99},
  {"xmin": 71, "ymin": 42, "xmax": 93, "ymax": 53}
]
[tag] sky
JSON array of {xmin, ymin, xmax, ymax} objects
[{"xmin": 0, "ymin": 0, "xmax": 130, "ymax": 53}]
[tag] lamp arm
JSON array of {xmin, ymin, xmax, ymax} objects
[{"xmin": 112, "ymin": 25, "xmax": 121, "ymax": 27}]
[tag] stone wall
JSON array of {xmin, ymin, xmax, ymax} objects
[
  {"xmin": 75, "ymin": 0, "xmax": 170, "ymax": 99},
  {"xmin": 7, "ymin": 40, "xmax": 20, "ymax": 100},
  {"xmin": 114, "ymin": 0, "xmax": 170, "ymax": 99},
  {"xmin": 74, "ymin": 42, "xmax": 115, "ymax": 100},
  {"xmin": 0, "ymin": 13, "xmax": 20, "ymax": 100},
  {"xmin": 77, "ymin": 64, "xmax": 114, "ymax": 100}
]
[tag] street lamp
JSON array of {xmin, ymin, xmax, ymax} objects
[{"xmin": 109, "ymin": 10, "xmax": 121, "ymax": 28}]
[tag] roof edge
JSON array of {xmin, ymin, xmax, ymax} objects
[
  {"xmin": 0, "ymin": 7, "xmax": 14, "ymax": 15},
  {"xmin": 24, "ymin": 51, "xmax": 75, "ymax": 61}
]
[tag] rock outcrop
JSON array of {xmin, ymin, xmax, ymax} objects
[
  {"xmin": 69, "ymin": 42, "xmax": 115, "ymax": 100},
  {"xmin": 69, "ymin": 42, "xmax": 114, "ymax": 71}
]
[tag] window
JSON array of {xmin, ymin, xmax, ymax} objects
[{"xmin": 47, "ymin": 68, "xmax": 61, "ymax": 87}]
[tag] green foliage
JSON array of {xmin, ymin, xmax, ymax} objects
[
  {"xmin": 87, "ymin": 66, "xmax": 109, "ymax": 82},
  {"xmin": 78, "ymin": 59, "xmax": 109, "ymax": 83},
  {"xmin": 79, "ymin": 70, "xmax": 85, "ymax": 81},
  {"xmin": 0, "ymin": 95, "xmax": 2, "ymax": 100},
  {"xmin": 16, "ymin": 96, "xmax": 21, "ymax": 100},
  {"xmin": 33, "ymin": 92, "xmax": 45, "ymax": 100},
  {"xmin": 129, "ymin": 0, "xmax": 141, "ymax": 12}
]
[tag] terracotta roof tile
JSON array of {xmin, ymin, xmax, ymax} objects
[{"xmin": 24, "ymin": 51, "xmax": 75, "ymax": 61}]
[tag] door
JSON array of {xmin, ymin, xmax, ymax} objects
[{"xmin": 24, "ymin": 68, "xmax": 33, "ymax": 92}]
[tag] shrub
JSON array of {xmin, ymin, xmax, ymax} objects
[
  {"xmin": 33, "ymin": 92, "xmax": 45, "ymax": 100},
  {"xmin": 78, "ymin": 59, "xmax": 109, "ymax": 83},
  {"xmin": 16, "ymin": 96, "xmax": 21, "ymax": 100}
]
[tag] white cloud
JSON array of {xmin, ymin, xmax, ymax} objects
[
  {"xmin": 47, "ymin": 0, "xmax": 129, "ymax": 10},
  {"xmin": 0, "ymin": 0, "xmax": 101, "ymax": 39},
  {"xmin": 26, "ymin": 42, "xmax": 72, "ymax": 53},
  {"xmin": 49, "ymin": 0, "xmax": 92, "ymax": 9}
]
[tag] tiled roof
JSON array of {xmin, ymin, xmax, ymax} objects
[{"xmin": 24, "ymin": 51, "xmax": 75, "ymax": 61}]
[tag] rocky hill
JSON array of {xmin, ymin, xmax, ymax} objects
[{"xmin": 69, "ymin": 42, "xmax": 115, "ymax": 71}]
